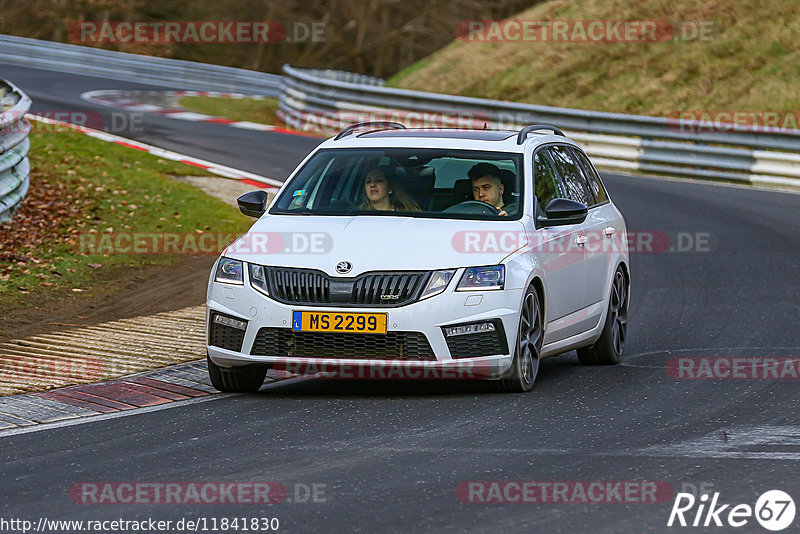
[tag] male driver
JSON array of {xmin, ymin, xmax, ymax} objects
[{"xmin": 468, "ymin": 162, "xmax": 515, "ymax": 216}]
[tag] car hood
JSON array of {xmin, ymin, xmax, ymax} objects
[{"xmin": 224, "ymin": 215, "xmax": 528, "ymax": 275}]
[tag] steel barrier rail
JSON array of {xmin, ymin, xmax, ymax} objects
[
  {"xmin": 0, "ymin": 34, "xmax": 282, "ymax": 96},
  {"xmin": 0, "ymin": 79, "xmax": 32, "ymax": 223},
  {"xmin": 2, "ymin": 35, "xmax": 796, "ymax": 189},
  {"xmin": 278, "ymin": 64, "xmax": 800, "ymax": 189},
  {"xmin": 297, "ymin": 68, "xmax": 384, "ymax": 86}
]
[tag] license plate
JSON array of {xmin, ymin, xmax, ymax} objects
[{"xmin": 292, "ymin": 311, "xmax": 387, "ymax": 334}]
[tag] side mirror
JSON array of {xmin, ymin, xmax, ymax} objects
[
  {"xmin": 537, "ymin": 198, "xmax": 588, "ymax": 227},
  {"xmin": 237, "ymin": 190, "xmax": 269, "ymax": 218}
]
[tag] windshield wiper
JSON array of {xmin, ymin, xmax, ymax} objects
[{"xmin": 272, "ymin": 208, "xmax": 313, "ymax": 215}]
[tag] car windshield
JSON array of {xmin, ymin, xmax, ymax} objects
[{"xmin": 270, "ymin": 148, "xmax": 524, "ymax": 220}]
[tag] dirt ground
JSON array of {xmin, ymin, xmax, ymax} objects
[{"xmin": 0, "ymin": 254, "xmax": 215, "ymax": 344}]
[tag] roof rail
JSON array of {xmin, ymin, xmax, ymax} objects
[
  {"xmin": 334, "ymin": 121, "xmax": 406, "ymax": 140},
  {"xmin": 516, "ymin": 124, "xmax": 565, "ymax": 145}
]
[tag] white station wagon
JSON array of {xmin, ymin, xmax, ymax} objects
[{"xmin": 206, "ymin": 123, "xmax": 630, "ymax": 393}]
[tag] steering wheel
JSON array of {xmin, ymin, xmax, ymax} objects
[{"xmin": 442, "ymin": 200, "xmax": 503, "ymax": 216}]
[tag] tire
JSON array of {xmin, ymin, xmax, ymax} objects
[
  {"xmin": 207, "ymin": 354, "xmax": 269, "ymax": 393},
  {"xmin": 498, "ymin": 286, "xmax": 543, "ymax": 392},
  {"xmin": 577, "ymin": 267, "xmax": 628, "ymax": 365}
]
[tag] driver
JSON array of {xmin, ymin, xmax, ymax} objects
[{"xmin": 468, "ymin": 163, "xmax": 516, "ymax": 216}]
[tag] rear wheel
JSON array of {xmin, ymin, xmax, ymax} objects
[
  {"xmin": 577, "ymin": 267, "xmax": 628, "ymax": 365},
  {"xmin": 498, "ymin": 286, "xmax": 543, "ymax": 392},
  {"xmin": 207, "ymin": 354, "xmax": 269, "ymax": 393}
]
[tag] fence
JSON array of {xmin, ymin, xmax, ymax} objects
[{"xmin": 0, "ymin": 79, "xmax": 31, "ymax": 223}]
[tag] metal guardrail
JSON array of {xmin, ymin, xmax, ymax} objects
[
  {"xmin": 0, "ymin": 79, "xmax": 32, "ymax": 223},
  {"xmin": 297, "ymin": 68, "xmax": 384, "ymax": 87},
  {"xmin": 2, "ymin": 35, "xmax": 797, "ymax": 190},
  {"xmin": 278, "ymin": 64, "xmax": 800, "ymax": 189},
  {"xmin": 0, "ymin": 34, "xmax": 282, "ymax": 96}
]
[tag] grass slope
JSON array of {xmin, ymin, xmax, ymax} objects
[
  {"xmin": 0, "ymin": 123, "xmax": 252, "ymax": 304},
  {"xmin": 388, "ymin": 0, "xmax": 800, "ymax": 116}
]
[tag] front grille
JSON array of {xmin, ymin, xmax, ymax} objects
[
  {"xmin": 209, "ymin": 313, "xmax": 247, "ymax": 352},
  {"xmin": 263, "ymin": 267, "xmax": 429, "ymax": 307},
  {"xmin": 251, "ymin": 328, "xmax": 436, "ymax": 361},
  {"xmin": 443, "ymin": 321, "xmax": 508, "ymax": 359},
  {"xmin": 266, "ymin": 268, "xmax": 329, "ymax": 304}
]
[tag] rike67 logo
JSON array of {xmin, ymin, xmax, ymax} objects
[{"xmin": 668, "ymin": 490, "xmax": 795, "ymax": 531}]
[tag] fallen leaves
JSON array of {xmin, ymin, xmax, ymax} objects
[
  {"xmin": 0, "ymin": 172, "xmax": 84, "ymax": 266},
  {"xmin": 0, "ymin": 166, "xmax": 96, "ymax": 290}
]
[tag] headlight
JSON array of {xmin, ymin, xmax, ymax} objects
[
  {"xmin": 456, "ymin": 265, "xmax": 505, "ymax": 291},
  {"xmin": 420, "ymin": 269, "xmax": 456, "ymax": 300},
  {"xmin": 214, "ymin": 257, "xmax": 243, "ymax": 285},
  {"xmin": 249, "ymin": 264, "xmax": 269, "ymax": 296}
]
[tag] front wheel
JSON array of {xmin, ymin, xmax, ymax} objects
[
  {"xmin": 498, "ymin": 286, "xmax": 543, "ymax": 392},
  {"xmin": 577, "ymin": 267, "xmax": 628, "ymax": 365},
  {"xmin": 207, "ymin": 354, "xmax": 269, "ymax": 393}
]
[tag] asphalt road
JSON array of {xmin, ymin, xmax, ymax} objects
[
  {"xmin": 1, "ymin": 63, "xmax": 320, "ymax": 180},
  {"xmin": 1, "ymin": 64, "xmax": 799, "ymax": 533}
]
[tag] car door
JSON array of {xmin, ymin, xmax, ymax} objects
[
  {"xmin": 569, "ymin": 146, "xmax": 619, "ymax": 311},
  {"xmin": 532, "ymin": 147, "xmax": 587, "ymax": 344},
  {"xmin": 547, "ymin": 145, "xmax": 604, "ymax": 335}
]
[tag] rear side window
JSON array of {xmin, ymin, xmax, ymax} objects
[
  {"xmin": 533, "ymin": 150, "xmax": 560, "ymax": 214},
  {"xmin": 571, "ymin": 148, "xmax": 608, "ymax": 205},
  {"xmin": 549, "ymin": 145, "xmax": 594, "ymax": 206}
]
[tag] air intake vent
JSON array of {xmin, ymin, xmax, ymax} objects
[
  {"xmin": 251, "ymin": 328, "xmax": 436, "ymax": 361},
  {"xmin": 209, "ymin": 312, "xmax": 247, "ymax": 352}
]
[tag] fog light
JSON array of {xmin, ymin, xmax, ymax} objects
[
  {"xmin": 444, "ymin": 322, "xmax": 496, "ymax": 337},
  {"xmin": 213, "ymin": 313, "xmax": 247, "ymax": 330}
]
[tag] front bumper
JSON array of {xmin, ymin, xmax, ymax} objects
[{"xmin": 206, "ymin": 279, "xmax": 522, "ymax": 380}]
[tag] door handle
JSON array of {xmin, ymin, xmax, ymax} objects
[
  {"xmin": 603, "ymin": 227, "xmax": 616, "ymax": 237},
  {"xmin": 575, "ymin": 235, "xmax": 588, "ymax": 246}
]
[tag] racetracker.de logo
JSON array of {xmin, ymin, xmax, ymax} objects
[
  {"xmin": 279, "ymin": 109, "xmax": 491, "ymax": 134},
  {"xmin": 69, "ymin": 482, "xmax": 287, "ymax": 504},
  {"xmin": 666, "ymin": 357, "xmax": 800, "ymax": 379},
  {"xmin": 451, "ymin": 230, "xmax": 712, "ymax": 254},
  {"xmin": 69, "ymin": 21, "xmax": 325, "ymax": 44},
  {"xmin": 667, "ymin": 111, "xmax": 800, "ymax": 134},
  {"xmin": 272, "ymin": 359, "xmax": 499, "ymax": 380},
  {"xmin": 76, "ymin": 232, "xmax": 332, "ymax": 255},
  {"xmin": 456, "ymin": 20, "xmax": 715, "ymax": 43},
  {"xmin": 457, "ymin": 480, "xmax": 674, "ymax": 503},
  {"xmin": 0, "ymin": 354, "xmax": 103, "ymax": 382},
  {"xmin": 3, "ymin": 111, "xmax": 144, "ymax": 135}
]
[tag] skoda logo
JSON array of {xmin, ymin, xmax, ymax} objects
[{"xmin": 335, "ymin": 261, "xmax": 353, "ymax": 274}]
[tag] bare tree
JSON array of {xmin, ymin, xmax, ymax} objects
[{"xmin": 0, "ymin": 0, "xmax": 544, "ymax": 77}]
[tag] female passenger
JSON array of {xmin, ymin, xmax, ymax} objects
[{"xmin": 359, "ymin": 167, "xmax": 421, "ymax": 212}]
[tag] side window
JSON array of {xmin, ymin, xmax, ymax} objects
[
  {"xmin": 288, "ymin": 160, "xmax": 331, "ymax": 209},
  {"xmin": 533, "ymin": 149, "xmax": 560, "ymax": 214},
  {"xmin": 328, "ymin": 160, "xmax": 357, "ymax": 206},
  {"xmin": 550, "ymin": 145, "xmax": 594, "ymax": 206},
  {"xmin": 571, "ymin": 148, "xmax": 608, "ymax": 205}
]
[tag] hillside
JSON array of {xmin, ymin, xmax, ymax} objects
[{"xmin": 388, "ymin": 0, "xmax": 800, "ymax": 116}]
